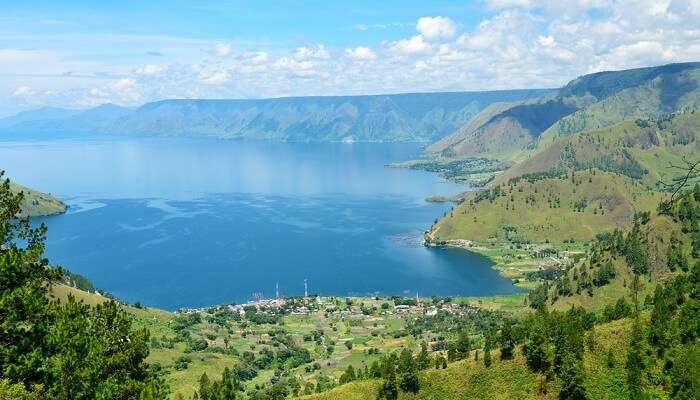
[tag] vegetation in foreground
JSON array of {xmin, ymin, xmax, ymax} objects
[{"xmin": 0, "ymin": 173, "xmax": 167, "ymax": 399}]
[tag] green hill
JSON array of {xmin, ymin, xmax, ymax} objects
[
  {"xmin": 8, "ymin": 181, "xmax": 66, "ymax": 217},
  {"xmin": 297, "ymin": 317, "xmax": 643, "ymax": 400},
  {"xmin": 545, "ymin": 190, "xmax": 699, "ymax": 312},
  {"xmin": 539, "ymin": 64, "xmax": 700, "ymax": 147},
  {"xmin": 497, "ymin": 111, "xmax": 700, "ymax": 187},
  {"xmin": 428, "ymin": 169, "xmax": 661, "ymax": 246},
  {"xmin": 429, "ymin": 62, "xmax": 700, "ymax": 161}
]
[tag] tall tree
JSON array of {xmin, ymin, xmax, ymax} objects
[{"xmin": 499, "ymin": 320, "xmax": 515, "ymax": 360}]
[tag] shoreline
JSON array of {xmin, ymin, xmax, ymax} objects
[{"xmin": 423, "ymin": 230, "xmax": 583, "ymax": 293}]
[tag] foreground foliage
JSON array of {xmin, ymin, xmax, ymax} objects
[{"xmin": 0, "ymin": 172, "xmax": 167, "ymax": 400}]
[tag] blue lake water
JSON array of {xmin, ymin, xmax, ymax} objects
[{"xmin": 0, "ymin": 137, "xmax": 518, "ymax": 309}]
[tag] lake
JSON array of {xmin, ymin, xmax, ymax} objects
[{"xmin": 0, "ymin": 137, "xmax": 519, "ymax": 309}]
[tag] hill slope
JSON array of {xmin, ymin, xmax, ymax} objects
[
  {"xmin": 497, "ymin": 110, "xmax": 700, "ymax": 187},
  {"xmin": 430, "ymin": 62, "xmax": 700, "ymax": 160},
  {"xmin": 298, "ymin": 317, "xmax": 640, "ymax": 400},
  {"xmin": 428, "ymin": 169, "xmax": 661, "ymax": 245},
  {"xmin": 10, "ymin": 182, "xmax": 67, "ymax": 217}
]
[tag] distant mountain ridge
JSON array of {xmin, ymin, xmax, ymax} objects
[
  {"xmin": 429, "ymin": 62, "xmax": 700, "ymax": 159},
  {"xmin": 0, "ymin": 90, "xmax": 551, "ymax": 142}
]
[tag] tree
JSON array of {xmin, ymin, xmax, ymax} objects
[
  {"xmin": 484, "ymin": 339, "xmax": 493, "ymax": 368},
  {"xmin": 523, "ymin": 315, "xmax": 552, "ymax": 393},
  {"xmin": 667, "ymin": 235, "xmax": 689, "ymax": 272},
  {"xmin": 626, "ymin": 319, "xmax": 645, "ymax": 400},
  {"xmin": 415, "ymin": 342, "xmax": 431, "ymax": 370},
  {"xmin": 398, "ymin": 368, "xmax": 420, "ymax": 394},
  {"xmin": 454, "ymin": 329, "xmax": 472, "ymax": 360},
  {"xmin": 376, "ymin": 367, "xmax": 398, "ymax": 400},
  {"xmin": 339, "ymin": 365, "xmax": 356, "ymax": 384},
  {"xmin": 593, "ymin": 261, "xmax": 616, "ymax": 286},
  {"xmin": 558, "ymin": 354, "xmax": 587, "ymax": 400},
  {"xmin": 499, "ymin": 320, "xmax": 516, "ymax": 360},
  {"xmin": 670, "ymin": 344, "xmax": 700, "ymax": 400},
  {"xmin": 0, "ymin": 172, "xmax": 167, "ymax": 399}
]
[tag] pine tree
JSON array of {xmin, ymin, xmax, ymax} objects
[
  {"xmin": 524, "ymin": 315, "xmax": 552, "ymax": 393},
  {"xmin": 626, "ymin": 319, "xmax": 644, "ymax": 400},
  {"xmin": 376, "ymin": 367, "xmax": 398, "ymax": 400},
  {"xmin": 399, "ymin": 368, "xmax": 420, "ymax": 394},
  {"xmin": 415, "ymin": 342, "xmax": 431, "ymax": 370},
  {"xmin": 499, "ymin": 320, "xmax": 515, "ymax": 360},
  {"xmin": 558, "ymin": 354, "xmax": 587, "ymax": 400},
  {"xmin": 484, "ymin": 339, "xmax": 492, "ymax": 368}
]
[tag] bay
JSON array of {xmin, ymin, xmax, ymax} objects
[{"xmin": 0, "ymin": 137, "xmax": 519, "ymax": 309}]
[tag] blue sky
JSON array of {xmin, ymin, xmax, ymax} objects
[{"xmin": 2, "ymin": 0, "xmax": 699, "ymax": 116}]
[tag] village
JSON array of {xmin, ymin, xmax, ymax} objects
[{"xmin": 178, "ymin": 280, "xmax": 482, "ymax": 320}]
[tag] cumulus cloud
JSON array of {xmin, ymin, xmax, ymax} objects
[
  {"xmin": 200, "ymin": 69, "xmax": 230, "ymax": 85},
  {"xmin": 12, "ymin": 86, "xmax": 35, "ymax": 98},
  {"xmin": 390, "ymin": 35, "xmax": 432, "ymax": 54},
  {"xmin": 214, "ymin": 43, "xmax": 233, "ymax": 57},
  {"xmin": 294, "ymin": 44, "xmax": 330, "ymax": 60},
  {"xmin": 5, "ymin": 0, "xmax": 700, "ymax": 114},
  {"xmin": 274, "ymin": 57, "xmax": 317, "ymax": 78},
  {"xmin": 345, "ymin": 46, "xmax": 376, "ymax": 60},
  {"xmin": 135, "ymin": 64, "xmax": 168, "ymax": 76},
  {"xmin": 416, "ymin": 16, "xmax": 457, "ymax": 41},
  {"xmin": 242, "ymin": 51, "xmax": 269, "ymax": 65}
]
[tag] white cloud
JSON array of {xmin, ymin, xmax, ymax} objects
[
  {"xmin": 5, "ymin": 0, "xmax": 700, "ymax": 115},
  {"xmin": 274, "ymin": 60, "xmax": 317, "ymax": 78},
  {"xmin": 416, "ymin": 16, "xmax": 457, "ymax": 41},
  {"xmin": 200, "ymin": 69, "xmax": 230, "ymax": 85},
  {"xmin": 135, "ymin": 64, "xmax": 168, "ymax": 76},
  {"xmin": 12, "ymin": 86, "xmax": 35, "ymax": 97},
  {"xmin": 294, "ymin": 44, "xmax": 330, "ymax": 60},
  {"xmin": 345, "ymin": 46, "xmax": 376, "ymax": 60},
  {"xmin": 243, "ymin": 51, "xmax": 269, "ymax": 65},
  {"xmin": 391, "ymin": 35, "xmax": 432, "ymax": 54},
  {"xmin": 110, "ymin": 78, "xmax": 137, "ymax": 91},
  {"xmin": 537, "ymin": 35, "xmax": 555, "ymax": 47},
  {"xmin": 214, "ymin": 42, "xmax": 233, "ymax": 57}
]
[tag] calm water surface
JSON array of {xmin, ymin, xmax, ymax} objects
[{"xmin": 0, "ymin": 137, "xmax": 519, "ymax": 309}]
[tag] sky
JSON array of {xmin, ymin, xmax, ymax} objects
[{"xmin": 1, "ymin": 0, "xmax": 700, "ymax": 116}]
